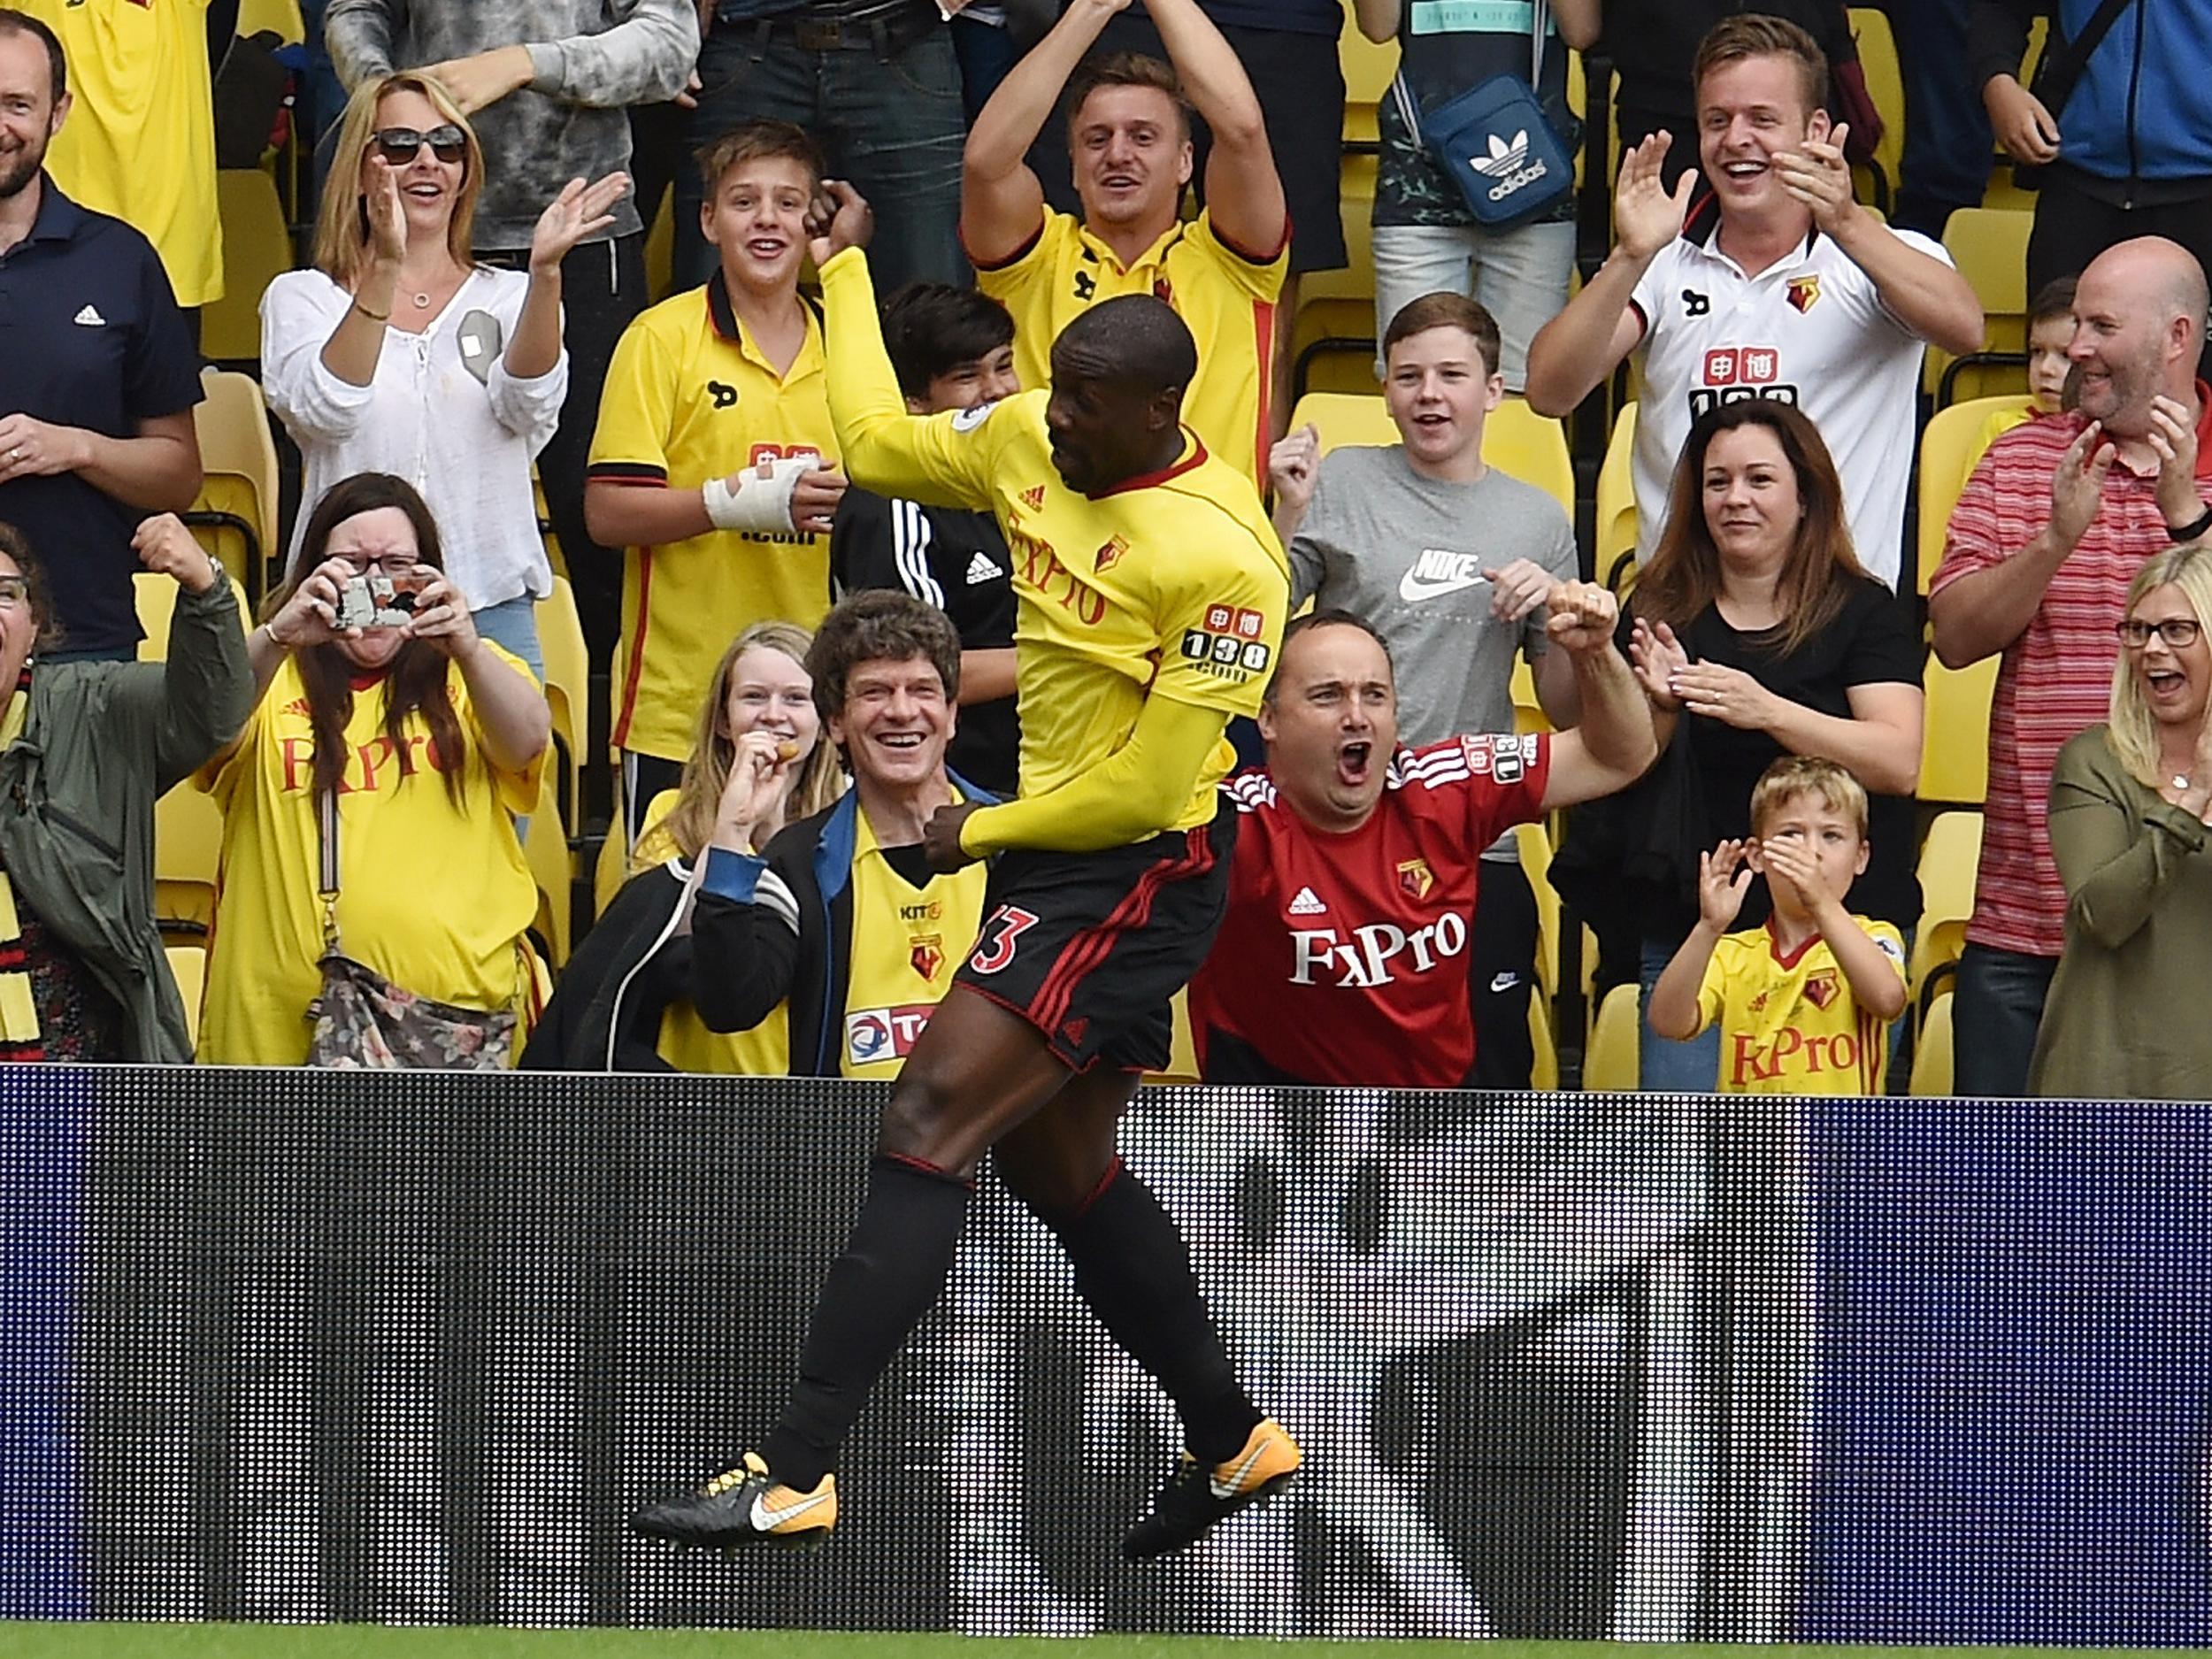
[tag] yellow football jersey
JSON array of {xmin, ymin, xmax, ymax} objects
[
  {"xmin": 836, "ymin": 811, "xmax": 989, "ymax": 1080},
  {"xmin": 29, "ymin": 0, "xmax": 222, "ymax": 306},
  {"xmin": 1694, "ymin": 916, "xmax": 1907, "ymax": 1095},
  {"xmin": 196, "ymin": 649, "xmax": 544, "ymax": 1065},
  {"xmin": 657, "ymin": 998, "xmax": 789, "ymax": 1077},
  {"xmin": 589, "ymin": 276, "xmax": 837, "ymax": 762},
  {"xmin": 818, "ymin": 247, "xmax": 1289, "ymax": 838},
  {"xmin": 978, "ymin": 208, "xmax": 1286, "ymax": 488}
]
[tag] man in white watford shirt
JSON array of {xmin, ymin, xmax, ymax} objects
[
  {"xmin": 1268, "ymin": 291, "xmax": 1582, "ymax": 1087},
  {"xmin": 1524, "ymin": 14, "xmax": 1984, "ymax": 589},
  {"xmin": 1188, "ymin": 605, "xmax": 1655, "ymax": 1091}
]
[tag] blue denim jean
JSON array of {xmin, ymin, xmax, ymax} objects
[
  {"xmin": 678, "ymin": 20, "xmax": 968, "ymax": 295},
  {"xmin": 1951, "ymin": 942, "xmax": 2057, "ymax": 1100}
]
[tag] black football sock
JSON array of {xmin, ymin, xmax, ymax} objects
[
  {"xmin": 1037, "ymin": 1158, "xmax": 1262, "ymax": 1464},
  {"xmin": 760, "ymin": 1154, "xmax": 971, "ymax": 1493}
]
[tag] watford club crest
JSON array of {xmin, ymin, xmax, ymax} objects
[
  {"xmin": 910, "ymin": 935, "xmax": 945, "ymax": 982},
  {"xmin": 1786, "ymin": 273, "xmax": 1821, "ymax": 314},
  {"xmin": 1802, "ymin": 970, "xmax": 1839, "ymax": 1010},
  {"xmin": 1397, "ymin": 858, "xmax": 1435, "ymax": 901},
  {"xmin": 1095, "ymin": 534, "xmax": 1129, "ymax": 572}
]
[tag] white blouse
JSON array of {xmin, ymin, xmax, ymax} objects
[{"xmin": 260, "ymin": 265, "xmax": 567, "ymax": 611}]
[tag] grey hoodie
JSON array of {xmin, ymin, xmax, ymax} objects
[{"xmin": 326, "ymin": 1, "xmax": 700, "ymax": 250}]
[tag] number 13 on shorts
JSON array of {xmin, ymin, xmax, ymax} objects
[{"xmin": 969, "ymin": 905, "xmax": 1041, "ymax": 975}]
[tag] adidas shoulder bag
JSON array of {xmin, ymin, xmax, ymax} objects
[{"xmin": 1392, "ymin": 1, "xmax": 1575, "ymax": 228}]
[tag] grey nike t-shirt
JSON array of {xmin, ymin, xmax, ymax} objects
[{"xmin": 1289, "ymin": 443, "xmax": 1578, "ymax": 861}]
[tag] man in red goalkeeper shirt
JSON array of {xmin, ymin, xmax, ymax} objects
[{"xmin": 1190, "ymin": 605, "xmax": 1655, "ymax": 1088}]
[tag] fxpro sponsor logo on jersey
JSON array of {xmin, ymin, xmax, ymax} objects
[
  {"xmin": 1468, "ymin": 128, "xmax": 1549, "ymax": 204},
  {"xmin": 1686, "ymin": 345, "xmax": 1800, "ymax": 422},
  {"xmin": 846, "ymin": 1003, "xmax": 940, "ymax": 1068},
  {"xmin": 1181, "ymin": 603, "xmax": 1272, "ymax": 680},
  {"xmin": 1288, "ymin": 910, "xmax": 1470, "ymax": 988}
]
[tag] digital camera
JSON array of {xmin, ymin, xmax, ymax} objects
[{"xmin": 333, "ymin": 572, "xmax": 421, "ymax": 632}]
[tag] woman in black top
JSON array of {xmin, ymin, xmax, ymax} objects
[{"xmin": 1624, "ymin": 396, "xmax": 1924, "ymax": 1090}]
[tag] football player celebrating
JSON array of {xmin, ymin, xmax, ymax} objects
[
  {"xmin": 1190, "ymin": 605, "xmax": 1655, "ymax": 1088},
  {"xmin": 631, "ymin": 181, "xmax": 1298, "ymax": 1561}
]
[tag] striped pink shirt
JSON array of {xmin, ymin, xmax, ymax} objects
[{"xmin": 1930, "ymin": 396, "xmax": 2212, "ymax": 956}]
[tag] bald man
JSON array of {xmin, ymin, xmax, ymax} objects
[
  {"xmin": 1931, "ymin": 234, "xmax": 2212, "ymax": 1096},
  {"xmin": 630, "ymin": 203, "xmax": 1300, "ymax": 1562}
]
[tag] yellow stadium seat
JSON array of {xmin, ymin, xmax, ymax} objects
[
  {"xmin": 134, "ymin": 570, "xmax": 252, "ymax": 663},
  {"xmin": 523, "ymin": 770, "xmax": 573, "ymax": 969},
  {"xmin": 1597, "ymin": 399, "xmax": 1639, "ymax": 588},
  {"xmin": 535, "ymin": 576, "xmax": 590, "ymax": 826},
  {"xmin": 164, "ymin": 942, "xmax": 206, "ymax": 1048},
  {"xmin": 1921, "ymin": 653, "xmax": 2001, "ymax": 806},
  {"xmin": 238, "ymin": 0, "xmax": 305, "ymax": 44},
  {"xmin": 1928, "ymin": 207, "xmax": 2033, "ymax": 406},
  {"xmin": 1915, "ymin": 392, "xmax": 2036, "ymax": 594},
  {"xmin": 1484, "ymin": 399, "xmax": 1575, "ymax": 518},
  {"xmin": 155, "ymin": 784, "xmax": 224, "ymax": 934},
  {"xmin": 1339, "ymin": 0, "xmax": 1397, "ymax": 150},
  {"xmin": 1909, "ymin": 809, "xmax": 1981, "ymax": 1008},
  {"xmin": 1846, "ymin": 9, "xmax": 1906, "ymax": 216},
  {"xmin": 1510, "ymin": 656, "xmax": 1550, "ymax": 735},
  {"xmin": 1582, "ymin": 982, "xmax": 1639, "ymax": 1091},
  {"xmin": 1151, "ymin": 987, "xmax": 1202, "ymax": 1084},
  {"xmin": 598, "ymin": 784, "xmax": 682, "ymax": 917},
  {"xmin": 1289, "ymin": 390, "xmax": 1396, "ymax": 454},
  {"xmin": 1529, "ymin": 994, "xmax": 1557, "ymax": 1090},
  {"xmin": 203, "ymin": 169, "xmax": 293, "ymax": 367},
  {"xmin": 188, "ymin": 367, "xmax": 283, "ymax": 604},
  {"xmin": 1517, "ymin": 821, "xmax": 1561, "ymax": 997},
  {"xmin": 1909, "ymin": 988, "xmax": 1954, "ymax": 1096}
]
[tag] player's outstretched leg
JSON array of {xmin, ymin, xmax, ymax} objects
[
  {"xmin": 997, "ymin": 1075, "xmax": 1303, "ymax": 1559},
  {"xmin": 629, "ymin": 995, "xmax": 1073, "ymax": 1550}
]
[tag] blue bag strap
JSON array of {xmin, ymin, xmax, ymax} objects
[{"xmin": 1392, "ymin": 0, "xmax": 1555, "ymax": 140}]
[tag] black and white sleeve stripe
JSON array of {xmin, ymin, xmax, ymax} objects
[{"xmin": 893, "ymin": 500, "xmax": 945, "ymax": 609}]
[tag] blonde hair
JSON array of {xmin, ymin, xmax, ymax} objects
[
  {"xmin": 658, "ymin": 622, "xmax": 846, "ymax": 863},
  {"xmin": 312, "ymin": 73, "xmax": 484, "ymax": 291},
  {"xmin": 2108, "ymin": 546, "xmax": 2212, "ymax": 788},
  {"xmin": 1748, "ymin": 755, "xmax": 1869, "ymax": 840}
]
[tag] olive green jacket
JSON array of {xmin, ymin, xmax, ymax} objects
[{"xmin": 0, "ymin": 580, "xmax": 253, "ymax": 1063}]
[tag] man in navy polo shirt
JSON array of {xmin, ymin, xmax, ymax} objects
[{"xmin": 0, "ymin": 11, "xmax": 203, "ymax": 661}]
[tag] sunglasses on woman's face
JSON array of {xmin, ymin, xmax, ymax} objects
[{"xmin": 373, "ymin": 125, "xmax": 467, "ymax": 166}]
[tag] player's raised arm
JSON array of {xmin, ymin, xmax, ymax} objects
[
  {"xmin": 815, "ymin": 219, "xmax": 1010, "ymax": 512},
  {"xmin": 1534, "ymin": 582, "xmax": 1659, "ymax": 809}
]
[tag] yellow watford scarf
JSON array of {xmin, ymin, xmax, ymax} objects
[{"xmin": 0, "ymin": 686, "xmax": 42, "ymax": 1053}]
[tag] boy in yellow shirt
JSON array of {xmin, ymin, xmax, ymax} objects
[{"xmin": 1648, "ymin": 757, "xmax": 1908, "ymax": 1094}]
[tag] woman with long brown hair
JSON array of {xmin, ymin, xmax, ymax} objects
[
  {"xmin": 196, "ymin": 472, "xmax": 551, "ymax": 1065},
  {"xmin": 1624, "ymin": 397, "xmax": 1923, "ymax": 1090},
  {"xmin": 260, "ymin": 71, "xmax": 626, "ymax": 685}
]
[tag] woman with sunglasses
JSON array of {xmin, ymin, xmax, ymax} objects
[
  {"xmin": 2030, "ymin": 546, "xmax": 2212, "ymax": 1100},
  {"xmin": 260, "ymin": 72, "xmax": 627, "ymax": 687}
]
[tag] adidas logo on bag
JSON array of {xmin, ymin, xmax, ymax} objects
[{"xmin": 1470, "ymin": 131, "xmax": 1548, "ymax": 202}]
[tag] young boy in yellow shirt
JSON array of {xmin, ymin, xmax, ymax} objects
[{"xmin": 1647, "ymin": 757, "xmax": 1909, "ymax": 1094}]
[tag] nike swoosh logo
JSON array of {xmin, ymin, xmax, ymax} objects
[
  {"xmin": 1210, "ymin": 1434, "xmax": 1275, "ymax": 1501},
  {"xmin": 1398, "ymin": 569, "xmax": 1485, "ymax": 603},
  {"xmin": 750, "ymin": 1488, "xmax": 833, "ymax": 1532}
]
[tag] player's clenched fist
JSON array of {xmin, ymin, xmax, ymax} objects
[{"xmin": 1544, "ymin": 580, "xmax": 1617, "ymax": 653}]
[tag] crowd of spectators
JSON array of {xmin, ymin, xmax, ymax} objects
[{"xmin": 2, "ymin": 0, "xmax": 2208, "ymax": 1097}]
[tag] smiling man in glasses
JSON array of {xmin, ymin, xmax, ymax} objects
[
  {"xmin": 1929, "ymin": 234, "xmax": 2212, "ymax": 1098},
  {"xmin": 0, "ymin": 11, "xmax": 204, "ymax": 664}
]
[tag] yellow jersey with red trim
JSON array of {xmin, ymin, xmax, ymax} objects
[
  {"xmin": 588, "ymin": 274, "xmax": 837, "ymax": 761},
  {"xmin": 976, "ymin": 208, "xmax": 1286, "ymax": 488},
  {"xmin": 1694, "ymin": 916, "xmax": 1906, "ymax": 1095},
  {"xmin": 819, "ymin": 246, "xmax": 1290, "ymax": 837},
  {"xmin": 195, "ymin": 649, "xmax": 545, "ymax": 1066},
  {"xmin": 29, "ymin": 0, "xmax": 222, "ymax": 307},
  {"xmin": 837, "ymin": 812, "xmax": 990, "ymax": 1079}
]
